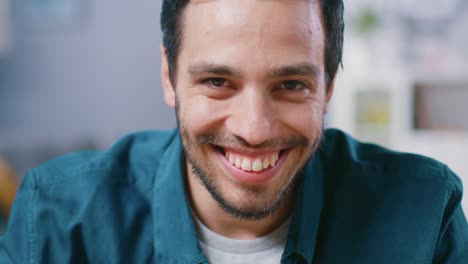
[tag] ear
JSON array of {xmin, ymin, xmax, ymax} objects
[
  {"xmin": 160, "ymin": 44, "xmax": 176, "ymax": 108},
  {"xmin": 323, "ymin": 74, "xmax": 336, "ymax": 114}
]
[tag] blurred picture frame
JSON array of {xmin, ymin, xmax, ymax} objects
[
  {"xmin": 354, "ymin": 89, "xmax": 392, "ymax": 145},
  {"xmin": 413, "ymin": 80, "xmax": 468, "ymax": 132}
]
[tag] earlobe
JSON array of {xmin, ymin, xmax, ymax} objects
[{"xmin": 160, "ymin": 44, "xmax": 176, "ymax": 108}]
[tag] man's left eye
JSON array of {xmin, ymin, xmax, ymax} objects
[{"xmin": 280, "ymin": 80, "xmax": 308, "ymax": 91}]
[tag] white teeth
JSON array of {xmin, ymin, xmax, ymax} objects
[
  {"xmin": 235, "ymin": 157, "xmax": 242, "ymax": 168},
  {"xmin": 241, "ymin": 159, "xmax": 252, "ymax": 171},
  {"xmin": 252, "ymin": 159, "xmax": 263, "ymax": 172},
  {"xmin": 225, "ymin": 151, "xmax": 281, "ymax": 172},
  {"xmin": 269, "ymin": 155, "xmax": 276, "ymax": 167}
]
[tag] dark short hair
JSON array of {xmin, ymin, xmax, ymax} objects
[{"xmin": 161, "ymin": 0, "xmax": 344, "ymax": 89}]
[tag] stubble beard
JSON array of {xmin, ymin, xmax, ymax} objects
[{"xmin": 176, "ymin": 100, "xmax": 324, "ymax": 221}]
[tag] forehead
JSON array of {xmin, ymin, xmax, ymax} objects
[
  {"xmin": 180, "ymin": 0, "xmax": 325, "ymax": 73},
  {"xmin": 185, "ymin": 0, "xmax": 322, "ymax": 28}
]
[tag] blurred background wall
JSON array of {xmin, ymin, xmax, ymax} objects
[
  {"xmin": 1, "ymin": 0, "xmax": 468, "ymax": 232},
  {"xmin": 0, "ymin": 0, "xmax": 174, "ymax": 177}
]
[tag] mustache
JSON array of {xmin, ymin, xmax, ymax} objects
[{"xmin": 192, "ymin": 133, "xmax": 310, "ymax": 150}]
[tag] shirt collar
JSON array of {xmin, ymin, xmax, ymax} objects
[
  {"xmin": 152, "ymin": 130, "xmax": 207, "ymax": 263},
  {"xmin": 282, "ymin": 152, "xmax": 325, "ymax": 263}
]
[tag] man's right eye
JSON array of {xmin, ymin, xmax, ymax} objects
[{"xmin": 201, "ymin": 78, "xmax": 230, "ymax": 88}]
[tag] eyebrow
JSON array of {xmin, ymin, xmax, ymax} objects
[
  {"xmin": 188, "ymin": 63, "xmax": 243, "ymax": 78},
  {"xmin": 267, "ymin": 64, "xmax": 321, "ymax": 79},
  {"xmin": 187, "ymin": 62, "xmax": 321, "ymax": 80}
]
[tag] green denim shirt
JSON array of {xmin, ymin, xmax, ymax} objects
[{"xmin": 0, "ymin": 129, "xmax": 467, "ymax": 263}]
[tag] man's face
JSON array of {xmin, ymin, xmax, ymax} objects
[{"xmin": 162, "ymin": 0, "xmax": 333, "ymax": 220}]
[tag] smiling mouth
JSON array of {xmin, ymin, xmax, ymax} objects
[{"xmin": 214, "ymin": 145, "xmax": 286, "ymax": 173}]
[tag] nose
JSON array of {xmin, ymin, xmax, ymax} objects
[{"xmin": 225, "ymin": 88, "xmax": 274, "ymax": 146}]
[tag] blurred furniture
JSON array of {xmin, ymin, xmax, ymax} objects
[{"xmin": 0, "ymin": 158, "xmax": 18, "ymax": 218}]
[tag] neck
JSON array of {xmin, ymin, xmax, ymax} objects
[{"xmin": 186, "ymin": 163, "xmax": 294, "ymax": 240}]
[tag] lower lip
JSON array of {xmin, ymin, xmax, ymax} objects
[{"xmin": 214, "ymin": 147, "xmax": 290, "ymax": 185}]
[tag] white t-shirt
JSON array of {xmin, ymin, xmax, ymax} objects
[{"xmin": 194, "ymin": 217, "xmax": 291, "ymax": 264}]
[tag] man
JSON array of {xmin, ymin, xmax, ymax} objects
[{"xmin": 1, "ymin": 0, "xmax": 467, "ymax": 263}]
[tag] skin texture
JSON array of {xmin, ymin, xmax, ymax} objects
[{"xmin": 161, "ymin": 0, "xmax": 335, "ymax": 239}]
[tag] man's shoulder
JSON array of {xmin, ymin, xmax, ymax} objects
[
  {"xmin": 27, "ymin": 129, "xmax": 180, "ymax": 191},
  {"xmin": 1, "ymin": 130, "xmax": 179, "ymax": 263},
  {"xmin": 322, "ymin": 128, "xmax": 462, "ymax": 193}
]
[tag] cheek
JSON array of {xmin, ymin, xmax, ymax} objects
[
  {"xmin": 278, "ymin": 102, "xmax": 324, "ymax": 140},
  {"xmin": 179, "ymin": 96, "xmax": 229, "ymax": 133}
]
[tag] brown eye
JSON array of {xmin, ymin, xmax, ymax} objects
[
  {"xmin": 202, "ymin": 78, "xmax": 229, "ymax": 88},
  {"xmin": 280, "ymin": 80, "xmax": 308, "ymax": 91}
]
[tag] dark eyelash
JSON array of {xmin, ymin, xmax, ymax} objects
[
  {"xmin": 281, "ymin": 80, "xmax": 309, "ymax": 91},
  {"xmin": 201, "ymin": 78, "xmax": 225, "ymax": 84}
]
